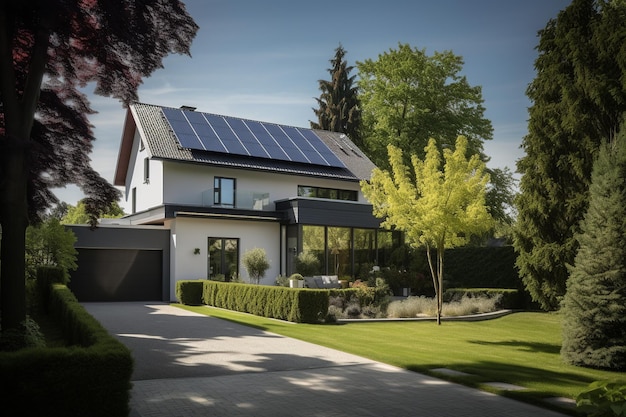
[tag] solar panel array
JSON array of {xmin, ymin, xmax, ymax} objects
[{"xmin": 162, "ymin": 108, "xmax": 345, "ymax": 168}]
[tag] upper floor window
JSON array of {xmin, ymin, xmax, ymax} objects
[
  {"xmin": 298, "ymin": 185, "xmax": 358, "ymax": 201},
  {"xmin": 143, "ymin": 157, "xmax": 150, "ymax": 184},
  {"xmin": 214, "ymin": 177, "xmax": 236, "ymax": 207}
]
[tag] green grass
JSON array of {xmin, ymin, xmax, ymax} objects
[{"xmin": 174, "ymin": 304, "xmax": 626, "ymax": 413}]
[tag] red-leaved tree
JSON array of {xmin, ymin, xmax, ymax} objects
[{"xmin": 0, "ymin": 0, "xmax": 198, "ymax": 332}]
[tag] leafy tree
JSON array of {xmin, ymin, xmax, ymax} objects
[
  {"xmin": 25, "ymin": 218, "xmax": 77, "ymax": 282},
  {"xmin": 0, "ymin": 1, "xmax": 198, "ymax": 331},
  {"xmin": 311, "ymin": 44, "xmax": 362, "ymax": 147},
  {"xmin": 61, "ymin": 200, "xmax": 125, "ymax": 225},
  {"xmin": 356, "ymin": 43, "xmax": 493, "ymax": 170},
  {"xmin": 361, "ymin": 136, "xmax": 492, "ymax": 324},
  {"xmin": 242, "ymin": 248, "xmax": 270, "ymax": 284},
  {"xmin": 561, "ymin": 129, "xmax": 626, "ymax": 371},
  {"xmin": 514, "ymin": 0, "xmax": 626, "ymax": 310}
]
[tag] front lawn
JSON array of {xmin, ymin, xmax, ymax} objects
[{"xmin": 174, "ymin": 304, "xmax": 626, "ymax": 413}]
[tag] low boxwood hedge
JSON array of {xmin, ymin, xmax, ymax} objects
[
  {"xmin": 176, "ymin": 280, "xmax": 329, "ymax": 323},
  {"xmin": 0, "ymin": 284, "xmax": 133, "ymax": 417}
]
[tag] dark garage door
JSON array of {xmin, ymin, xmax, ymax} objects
[{"xmin": 69, "ymin": 248, "xmax": 163, "ymax": 302}]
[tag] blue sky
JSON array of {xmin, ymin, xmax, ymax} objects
[{"xmin": 55, "ymin": 0, "xmax": 571, "ymax": 210}]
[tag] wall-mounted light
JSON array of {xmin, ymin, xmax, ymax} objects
[{"xmin": 193, "ymin": 248, "xmax": 200, "ymax": 255}]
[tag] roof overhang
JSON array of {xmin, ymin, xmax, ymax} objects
[{"xmin": 113, "ymin": 107, "xmax": 137, "ymax": 186}]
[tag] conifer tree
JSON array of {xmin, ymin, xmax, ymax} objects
[
  {"xmin": 311, "ymin": 44, "xmax": 362, "ymax": 147},
  {"xmin": 561, "ymin": 124, "xmax": 626, "ymax": 371},
  {"xmin": 514, "ymin": 0, "xmax": 626, "ymax": 310}
]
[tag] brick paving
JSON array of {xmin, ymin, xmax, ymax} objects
[{"xmin": 84, "ymin": 302, "xmax": 571, "ymax": 417}]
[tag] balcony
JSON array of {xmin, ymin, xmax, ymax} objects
[{"xmin": 201, "ymin": 189, "xmax": 271, "ymax": 210}]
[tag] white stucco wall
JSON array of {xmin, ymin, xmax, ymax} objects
[
  {"xmin": 125, "ymin": 130, "xmax": 164, "ymax": 212},
  {"xmin": 168, "ymin": 216, "xmax": 282, "ymax": 300},
  {"xmin": 162, "ymin": 161, "xmax": 366, "ymax": 209}
]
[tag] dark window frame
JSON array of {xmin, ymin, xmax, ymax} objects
[{"xmin": 214, "ymin": 176, "xmax": 236, "ymax": 207}]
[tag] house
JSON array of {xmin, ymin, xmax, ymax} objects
[{"xmin": 70, "ymin": 103, "xmax": 404, "ymax": 302}]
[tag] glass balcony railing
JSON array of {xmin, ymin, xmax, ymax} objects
[{"xmin": 201, "ymin": 189, "xmax": 271, "ymax": 210}]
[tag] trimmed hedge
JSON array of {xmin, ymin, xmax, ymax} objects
[
  {"xmin": 176, "ymin": 280, "xmax": 204, "ymax": 305},
  {"xmin": 0, "ymin": 284, "xmax": 133, "ymax": 417},
  {"xmin": 443, "ymin": 288, "xmax": 523, "ymax": 310},
  {"xmin": 176, "ymin": 280, "xmax": 329, "ymax": 323}
]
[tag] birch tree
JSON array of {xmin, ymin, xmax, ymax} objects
[{"xmin": 361, "ymin": 136, "xmax": 492, "ymax": 324}]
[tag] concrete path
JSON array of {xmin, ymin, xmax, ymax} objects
[{"xmin": 83, "ymin": 302, "xmax": 571, "ymax": 417}]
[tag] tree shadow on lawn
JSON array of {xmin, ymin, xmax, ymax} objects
[
  {"xmin": 468, "ymin": 339, "xmax": 561, "ymax": 355},
  {"xmin": 407, "ymin": 360, "xmax": 596, "ymax": 398}
]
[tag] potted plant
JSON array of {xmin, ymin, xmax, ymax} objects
[{"xmin": 289, "ymin": 273, "xmax": 304, "ymax": 288}]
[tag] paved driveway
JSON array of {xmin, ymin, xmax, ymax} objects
[{"xmin": 83, "ymin": 302, "xmax": 571, "ymax": 417}]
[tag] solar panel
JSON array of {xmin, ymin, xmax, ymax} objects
[{"xmin": 161, "ymin": 108, "xmax": 345, "ymax": 168}]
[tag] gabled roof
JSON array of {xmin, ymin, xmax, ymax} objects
[{"xmin": 114, "ymin": 103, "xmax": 376, "ymax": 186}]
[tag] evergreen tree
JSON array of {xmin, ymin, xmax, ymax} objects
[
  {"xmin": 514, "ymin": 0, "xmax": 626, "ymax": 310},
  {"xmin": 561, "ymin": 125, "xmax": 626, "ymax": 371},
  {"xmin": 311, "ymin": 44, "xmax": 362, "ymax": 147}
]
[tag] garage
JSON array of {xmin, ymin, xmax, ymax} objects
[
  {"xmin": 69, "ymin": 248, "xmax": 163, "ymax": 302},
  {"xmin": 66, "ymin": 224, "xmax": 171, "ymax": 302}
]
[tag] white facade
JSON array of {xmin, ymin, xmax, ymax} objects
[
  {"xmin": 113, "ymin": 104, "xmax": 381, "ymax": 302},
  {"xmin": 166, "ymin": 217, "xmax": 281, "ymax": 299}
]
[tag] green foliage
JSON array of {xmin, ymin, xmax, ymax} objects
[
  {"xmin": 61, "ymin": 200, "xmax": 125, "ymax": 224},
  {"xmin": 289, "ymin": 273, "xmax": 304, "ymax": 280},
  {"xmin": 561, "ymin": 131, "xmax": 626, "ymax": 371},
  {"xmin": 241, "ymin": 247, "xmax": 270, "ymax": 284},
  {"xmin": 356, "ymin": 43, "xmax": 493, "ymax": 171},
  {"xmin": 443, "ymin": 288, "xmax": 522, "ymax": 310},
  {"xmin": 0, "ymin": 284, "xmax": 133, "ymax": 416},
  {"xmin": 175, "ymin": 280, "xmax": 205, "ymax": 305},
  {"xmin": 295, "ymin": 250, "xmax": 321, "ymax": 276},
  {"xmin": 25, "ymin": 218, "xmax": 77, "ymax": 281},
  {"xmin": 441, "ymin": 246, "xmax": 520, "ymax": 289},
  {"xmin": 176, "ymin": 280, "xmax": 329, "ymax": 323},
  {"xmin": 576, "ymin": 380, "xmax": 626, "ymax": 417},
  {"xmin": 514, "ymin": 0, "xmax": 626, "ymax": 311},
  {"xmin": 361, "ymin": 136, "xmax": 493, "ymax": 323},
  {"xmin": 0, "ymin": 316, "xmax": 46, "ymax": 351},
  {"xmin": 275, "ymin": 275, "xmax": 290, "ymax": 287},
  {"xmin": 311, "ymin": 44, "xmax": 362, "ymax": 147}
]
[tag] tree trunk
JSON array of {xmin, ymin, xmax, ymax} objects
[
  {"xmin": 0, "ymin": 139, "xmax": 30, "ymax": 331},
  {"xmin": 425, "ymin": 244, "xmax": 442, "ymax": 325}
]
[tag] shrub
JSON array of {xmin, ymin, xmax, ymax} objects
[
  {"xmin": 444, "ymin": 288, "xmax": 521, "ymax": 309},
  {"xmin": 0, "ymin": 284, "xmax": 133, "ymax": 417},
  {"xmin": 576, "ymin": 380, "xmax": 626, "ymax": 417},
  {"xmin": 387, "ymin": 294, "xmax": 501, "ymax": 318},
  {"xmin": 242, "ymin": 248, "xmax": 270, "ymax": 284},
  {"xmin": 177, "ymin": 280, "xmax": 329, "ymax": 323},
  {"xmin": 275, "ymin": 275, "xmax": 290, "ymax": 287},
  {"xmin": 175, "ymin": 280, "xmax": 204, "ymax": 305},
  {"xmin": 0, "ymin": 317, "xmax": 46, "ymax": 351}
]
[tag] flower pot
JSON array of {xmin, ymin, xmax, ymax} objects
[{"xmin": 289, "ymin": 279, "xmax": 304, "ymax": 288}]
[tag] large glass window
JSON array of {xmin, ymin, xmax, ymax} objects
[
  {"xmin": 327, "ymin": 227, "xmax": 351, "ymax": 277},
  {"xmin": 208, "ymin": 238, "xmax": 239, "ymax": 280},
  {"xmin": 214, "ymin": 177, "xmax": 236, "ymax": 207},
  {"xmin": 354, "ymin": 228, "xmax": 376, "ymax": 277},
  {"xmin": 292, "ymin": 226, "xmax": 403, "ymax": 278},
  {"xmin": 301, "ymin": 225, "xmax": 325, "ymax": 276}
]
